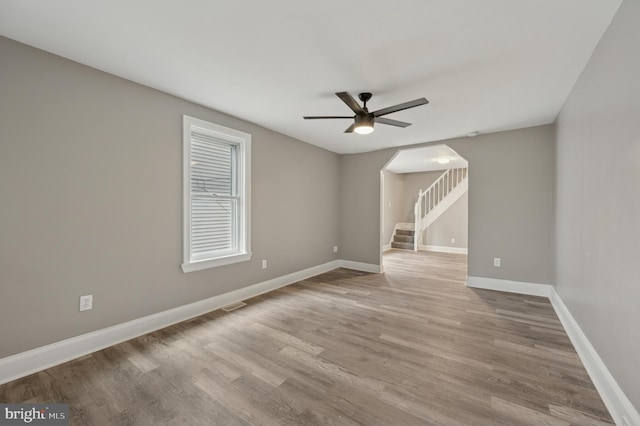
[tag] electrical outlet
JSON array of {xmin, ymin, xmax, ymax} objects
[
  {"xmin": 450, "ymin": 238, "xmax": 455, "ymax": 244},
  {"xmin": 333, "ymin": 246, "xmax": 338, "ymax": 253},
  {"xmin": 261, "ymin": 259, "xmax": 267, "ymax": 269},
  {"xmin": 79, "ymin": 295, "xmax": 93, "ymax": 311},
  {"xmin": 493, "ymin": 258, "xmax": 501, "ymax": 267}
]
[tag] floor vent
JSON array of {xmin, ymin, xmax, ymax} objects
[{"xmin": 221, "ymin": 301, "xmax": 247, "ymax": 312}]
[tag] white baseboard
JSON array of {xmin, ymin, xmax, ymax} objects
[
  {"xmin": 339, "ymin": 260, "xmax": 382, "ymax": 274},
  {"xmin": 549, "ymin": 289, "xmax": 640, "ymax": 426},
  {"xmin": 466, "ymin": 276, "xmax": 552, "ymax": 297},
  {"xmin": 382, "ymin": 243, "xmax": 392, "ymax": 252},
  {"xmin": 420, "ymin": 244, "xmax": 468, "ymax": 254},
  {"xmin": 0, "ymin": 260, "xmax": 345, "ymax": 385}
]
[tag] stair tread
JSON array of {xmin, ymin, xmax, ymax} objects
[
  {"xmin": 391, "ymin": 242, "xmax": 414, "ymax": 250},
  {"xmin": 394, "ymin": 235, "xmax": 414, "ymax": 243}
]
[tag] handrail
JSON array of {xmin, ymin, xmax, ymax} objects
[{"xmin": 414, "ymin": 168, "xmax": 468, "ymax": 251}]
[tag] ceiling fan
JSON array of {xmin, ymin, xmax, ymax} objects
[{"xmin": 303, "ymin": 92, "xmax": 429, "ymax": 134}]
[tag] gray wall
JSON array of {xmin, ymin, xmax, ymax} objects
[
  {"xmin": 554, "ymin": 0, "xmax": 640, "ymax": 409},
  {"xmin": 381, "ymin": 170, "xmax": 404, "ymax": 245},
  {"xmin": 340, "ymin": 125, "xmax": 555, "ymax": 284},
  {"xmin": 425, "ymin": 192, "xmax": 468, "ymax": 249},
  {"xmin": 400, "ymin": 171, "xmax": 441, "ymax": 223},
  {"xmin": 340, "ymin": 150, "xmax": 391, "ymax": 265},
  {"xmin": 0, "ymin": 37, "xmax": 340, "ymax": 358}
]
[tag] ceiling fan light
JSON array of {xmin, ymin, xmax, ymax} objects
[
  {"xmin": 354, "ymin": 124, "xmax": 374, "ymax": 135},
  {"xmin": 354, "ymin": 114, "xmax": 375, "ymax": 135}
]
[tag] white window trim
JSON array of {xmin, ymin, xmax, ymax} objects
[{"xmin": 181, "ymin": 115, "xmax": 251, "ymax": 273}]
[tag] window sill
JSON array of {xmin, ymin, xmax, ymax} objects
[{"xmin": 181, "ymin": 252, "xmax": 252, "ymax": 273}]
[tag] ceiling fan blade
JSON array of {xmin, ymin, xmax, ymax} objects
[
  {"xmin": 344, "ymin": 123, "xmax": 356, "ymax": 133},
  {"xmin": 336, "ymin": 92, "xmax": 364, "ymax": 114},
  {"xmin": 373, "ymin": 98, "xmax": 429, "ymax": 117},
  {"xmin": 303, "ymin": 116, "xmax": 353, "ymax": 119},
  {"xmin": 375, "ymin": 117, "xmax": 412, "ymax": 128}
]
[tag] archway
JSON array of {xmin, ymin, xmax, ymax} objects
[{"xmin": 380, "ymin": 144, "xmax": 469, "ymax": 272}]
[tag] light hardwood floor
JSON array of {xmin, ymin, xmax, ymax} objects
[{"xmin": 0, "ymin": 250, "xmax": 613, "ymax": 425}]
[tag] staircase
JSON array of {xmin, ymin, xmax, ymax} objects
[
  {"xmin": 414, "ymin": 167, "xmax": 468, "ymax": 250},
  {"xmin": 391, "ymin": 228, "xmax": 415, "ymax": 250},
  {"xmin": 388, "ymin": 167, "xmax": 468, "ymax": 251}
]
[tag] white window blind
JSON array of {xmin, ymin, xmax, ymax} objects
[
  {"xmin": 182, "ymin": 116, "xmax": 251, "ymax": 272},
  {"xmin": 190, "ymin": 132, "xmax": 237, "ymax": 259}
]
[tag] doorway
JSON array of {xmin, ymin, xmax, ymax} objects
[{"xmin": 380, "ymin": 144, "xmax": 469, "ymax": 272}]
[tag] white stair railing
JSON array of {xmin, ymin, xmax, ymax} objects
[{"xmin": 414, "ymin": 168, "xmax": 468, "ymax": 251}]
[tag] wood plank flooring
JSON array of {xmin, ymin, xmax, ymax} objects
[{"xmin": 0, "ymin": 250, "xmax": 613, "ymax": 425}]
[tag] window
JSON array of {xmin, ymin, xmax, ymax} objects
[{"xmin": 182, "ymin": 116, "xmax": 251, "ymax": 272}]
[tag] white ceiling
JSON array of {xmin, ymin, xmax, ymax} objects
[
  {"xmin": 385, "ymin": 145, "xmax": 468, "ymax": 174},
  {"xmin": 0, "ymin": 0, "xmax": 621, "ymax": 154}
]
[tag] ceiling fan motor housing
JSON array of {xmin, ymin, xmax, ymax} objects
[{"xmin": 355, "ymin": 112, "xmax": 374, "ymax": 128}]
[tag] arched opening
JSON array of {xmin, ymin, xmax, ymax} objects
[{"xmin": 380, "ymin": 144, "xmax": 469, "ymax": 275}]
